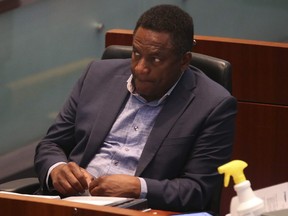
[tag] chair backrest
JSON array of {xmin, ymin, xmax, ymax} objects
[
  {"xmin": 102, "ymin": 45, "xmax": 232, "ymax": 93},
  {"xmin": 102, "ymin": 45, "xmax": 231, "ymax": 214}
]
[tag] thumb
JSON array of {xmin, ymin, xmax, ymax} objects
[{"xmin": 80, "ymin": 168, "xmax": 94, "ymax": 185}]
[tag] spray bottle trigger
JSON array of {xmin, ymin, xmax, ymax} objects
[
  {"xmin": 223, "ymin": 173, "xmax": 231, "ymax": 187},
  {"xmin": 218, "ymin": 166, "xmax": 231, "ymax": 187}
]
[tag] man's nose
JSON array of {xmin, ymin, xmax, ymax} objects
[{"xmin": 134, "ymin": 58, "xmax": 149, "ymax": 74}]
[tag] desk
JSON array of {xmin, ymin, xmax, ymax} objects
[{"xmin": 0, "ymin": 193, "xmax": 175, "ymax": 216}]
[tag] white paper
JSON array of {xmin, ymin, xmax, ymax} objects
[
  {"xmin": 254, "ymin": 182, "xmax": 288, "ymax": 212},
  {"xmin": 63, "ymin": 196, "xmax": 133, "ymax": 206},
  {"xmin": 0, "ymin": 191, "xmax": 60, "ymax": 199},
  {"xmin": 0, "ymin": 191, "xmax": 133, "ymax": 207}
]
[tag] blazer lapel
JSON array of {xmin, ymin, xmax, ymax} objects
[
  {"xmin": 80, "ymin": 73, "xmax": 130, "ymax": 166},
  {"xmin": 135, "ymin": 69, "xmax": 196, "ymax": 176}
]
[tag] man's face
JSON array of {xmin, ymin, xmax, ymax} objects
[{"xmin": 131, "ymin": 27, "xmax": 188, "ymax": 102}]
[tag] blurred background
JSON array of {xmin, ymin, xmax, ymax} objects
[{"xmin": 0, "ymin": 0, "xmax": 287, "ymax": 184}]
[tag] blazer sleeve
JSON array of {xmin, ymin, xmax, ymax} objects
[{"xmin": 34, "ymin": 61, "xmax": 93, "ymax": 190}]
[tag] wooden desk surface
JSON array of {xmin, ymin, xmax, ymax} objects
[{"xmin": 0, "ymin": 193, "xmax": 175, "ymax": 216}]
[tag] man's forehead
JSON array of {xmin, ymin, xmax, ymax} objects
[
  {"xmin": 133, "ymin": 40, "xmax": 172, "ymax": 52},
  {"xmin": 133, "ymin": 30, "xmax": 174, "ymax": 53}
]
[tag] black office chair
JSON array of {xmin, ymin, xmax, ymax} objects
[
  {"xmin": 102, "ymin": 45, "xmax": 233, "ymax": 215},
  {"xmin": 102, "ymin": 45, "xmax": 232, "ymax": 93},
  {"xmin": 0, "ymin": 45, "xmax": 232, "ymax": 215}
]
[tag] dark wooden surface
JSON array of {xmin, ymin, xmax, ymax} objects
[
  {"xmin": 0, "ymin": 193, "xmax": 174, "ymax": 216},
  {"xmin": 105, "ymin": 29, "xmax": 288, "ymax": 216}
]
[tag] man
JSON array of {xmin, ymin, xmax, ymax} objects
[{"xmin": 34, "ymin": 4, "xmax": 237, "ymax": 213}]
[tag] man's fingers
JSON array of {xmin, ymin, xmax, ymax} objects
[
  {"xmin": 89, "ymin": 181, "xmax": 105, "ymax": 196},
  {"xmin": 51, "ymin": 162, "xmax": 89, "ymax": 195},
  {"xmin": 67, "ymin": 162, "xmax": 88, "ymax": 191},
  {"xmin": 88, "ymin": 175, "xmax": 141, "ymax": 198},
  {"xmin": 53, "ymin": 178, "xmax": 79, "ymax": 195},
  {"xmin": 88, "ymin": 177, "xmax": 101, "ymax": 195},
  {"xmin": 80, "ymin": 168, "xmax": 94, "ymax": 185}
]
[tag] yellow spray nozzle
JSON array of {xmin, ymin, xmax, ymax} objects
[{"xmin": 218, "ymin": 160, "xmax": 248, "ymax": 187}]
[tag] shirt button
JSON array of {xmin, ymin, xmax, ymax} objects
[{"xmin": 134, "ymin": 126, "xmax": 139, "ymax": 131}]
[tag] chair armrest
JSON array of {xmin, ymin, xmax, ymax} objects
[{"xmin": 0, "ymin": 177, "xmax": 39, "ymax": 194}]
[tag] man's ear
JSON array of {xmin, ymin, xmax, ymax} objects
[{"xmin": 181, "ymin": 52, "xmax": 192, "ymax": 72}]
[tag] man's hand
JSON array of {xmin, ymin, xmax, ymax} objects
[
  {"xmin": 89, "ymin": 174, "xmax": 141, "ymax": 198},
  {"xmin": 50, "ymin": 162, "xmax": 93, "ymax": 196}
]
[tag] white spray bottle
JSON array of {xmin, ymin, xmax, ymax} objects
[{"xmin": 218, "ymin": 160, "xmax": 264, "ymax": 216}]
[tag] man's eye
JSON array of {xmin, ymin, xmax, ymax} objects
[
  {"xmin": 150, "ymin": 57, "xmax": 161, "ymax": 63},
  {"xmin": 154, "ymin": 58, "xmax": 160, "ymax": 63},
  {"xmin": 133, "ymin": 51, "xmax": 140, "ymax": 57}
]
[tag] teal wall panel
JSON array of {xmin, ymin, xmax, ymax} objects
[{"xmin": 0, "ymin": 0, "xmax": 287, "ymax": 154}]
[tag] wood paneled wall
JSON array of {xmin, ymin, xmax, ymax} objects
[{"xmin": 105, "ymin": 29, "xmax": 288, "ymax": 215}]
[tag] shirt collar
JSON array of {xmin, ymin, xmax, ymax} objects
[{"xmin": 126, "ymin": 72, "xmax": 184, "ymax": 106}]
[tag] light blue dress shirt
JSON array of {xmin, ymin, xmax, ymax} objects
[
  {"xmin": 48, "ymin": 74, "xmax": 182, "ymax": 197},
  {"xmin": 86, "ymin": 75, "xmax": 173, "ymax": 198}
]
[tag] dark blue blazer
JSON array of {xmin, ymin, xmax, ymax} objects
[{"xmin": 35, "ymin": 59, "xmax": 237, "ymax": 212}]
